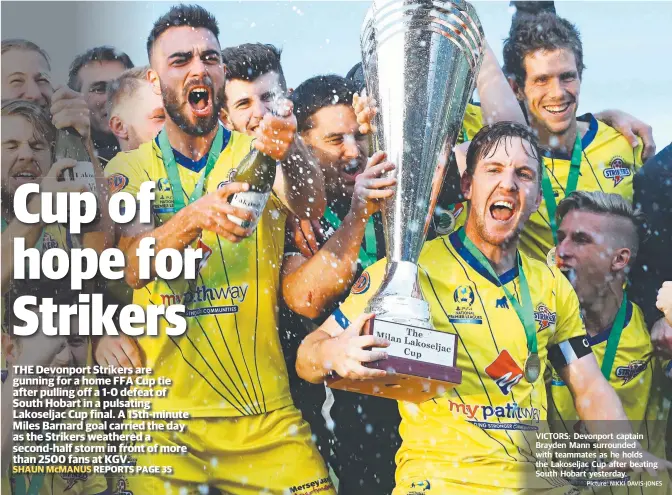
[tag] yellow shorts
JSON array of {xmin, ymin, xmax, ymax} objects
[
  {"xmin": 393, "ymin": 478, "xmax": 581, "ymax": 495},
  {"xmin": 113, "ymin": 406, "xmax": 334, "ymax": 495}
]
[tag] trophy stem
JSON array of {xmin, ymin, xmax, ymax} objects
[{"xmin": 365, "ymin": 261, "xmax": 432, "ymax": 329}]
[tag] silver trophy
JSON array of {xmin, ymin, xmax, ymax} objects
[
  {"xmin": 363, "ymin": 0, "xmax": 484, "ymax": 327},
  {"xmin": 328, "ymin": 0, "xmax": 484, "ymax": 402}
]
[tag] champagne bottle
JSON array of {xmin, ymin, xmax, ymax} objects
[
  {"xmin": 227, "ymin": 146, "xmax": 277, "ymax": 230},
  {"xmin": 54, "ymin": 128, "xmax": 100, "ymax": 236}
]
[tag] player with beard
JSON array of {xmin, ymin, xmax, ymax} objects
[
  {"xmin": 68, "ymin": 46, "xmax": 134, "ymax": 165},
  {"xmin": 547, "ymin": 191, "xmax": 671, "ymax": 493},
  {"xmin": 102, "ymin": 5, "xmax": 332, "ymax": 494},
  {"xmin": 296, "ymin": 122, "xmax": 672, "ymax": 494}
]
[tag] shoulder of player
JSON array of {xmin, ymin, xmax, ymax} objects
[
  {"xmin": 105, "ymin": 140, "xmax": 158, "ymax": 178},
  {"xmin": 582, "ymin": 113, "xmax": 641, "ymax": 155},
  {"xmin": 225, "ymin": 129, "xmax": 255, "ymax": 152}
]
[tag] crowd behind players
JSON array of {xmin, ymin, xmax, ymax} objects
[{"xmin": 2, "ymin": 2, "xmax": 672, "ymax": 495}]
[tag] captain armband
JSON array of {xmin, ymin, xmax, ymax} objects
[{"xmin": 547, "ymin": 336, "xmax": 592, "ymax": 370}]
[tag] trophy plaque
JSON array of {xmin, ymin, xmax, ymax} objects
[{"xmin": 327, "ymin": 0, "xmax": 484, "ymax": 403}]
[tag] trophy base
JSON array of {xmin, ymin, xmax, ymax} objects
[
  {"xmin": 327, "ymin": 356, "xmax": 461, "ymax": 403},
  {"xmin": 327, "ymin": 315, "xmax": 462, "ymax": 404}
]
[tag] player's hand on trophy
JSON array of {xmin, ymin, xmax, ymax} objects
[
  {"xmin": 50, "ymin": 85, "xmax": 91, "ymax": 140},
  {"xmin": 188, "ymin": 182, "xmax": 257, "ymax": 242},
  {"xmin": 286, "ymin": 213, "xmax": 324, "ymax": 258},
  {"xmin": 651, "ymin": 316, "xmax": 672, "ymax": 358},
  {"xmin": 350, "ymin": 151, "xmax": 396, "ymax": 220},
  {"xmin": 94, "ymin": 334, "xmax": 142, "ymax": 370},
  {"xmin": 594, "ymin": 109, "xmax": 656, "ymax": 162},
  {"xmin": 353, "ymin": 93, "xmax": 377, "ymax": 135},
  {"xmin": 656, "ymin": 281, "xmax": 672, "ymax": 326},
  {"xmin": 253, "ymin": 97, "xmax": 297, "ymax": 161},
  {"xmin": 326, "ymin": 313, "xmax": 390, "ymax": 380}
]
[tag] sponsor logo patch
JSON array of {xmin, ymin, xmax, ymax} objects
[
  {"xmin": 485, "ymin": 349, "xmax": 524, "ymax": 395},
  {"xmin": 495, "ymin": 296, "xmax": 509, "ymax": 309},
  {"xmin": 449, "ymin": 285, "xmax": 482, "ymax": 324},
  {"xmin": 603, "ymin": 157, "xmax": 632, "ymax": 186},
  {"xmin": 351, "ymin": 272, "xmax": 370, "ymax": 294},
  {"xmin": 107, "ymin": 173, "xmax": 129, "ymax": 193},
  {"xmin": 615, "ymin": 360, "xmax": 647, "ymax": 384}
]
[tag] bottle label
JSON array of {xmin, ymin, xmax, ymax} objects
[{"xmin": 228, "ymin": 191, "xmax": 271, "ymax": 230}]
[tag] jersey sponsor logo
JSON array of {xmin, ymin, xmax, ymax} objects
[
  {"xmin": 61, "ymin": 472, "xmax": 88, "ymax": 489},
  {"xmin": 485, "ymin": 349, "xmax": 523, "ymax": 395},
  {"xmin": 43, "ymin": 232, "xmax": 59, "ymax": 250},
  {"xmin": 196, "ymin": 238, "xmax": 212, "ymax": 273},
  {"xmin": 446, "ymin": 398, "xmax": 540, "ymax": 428},
  {"xmin": 154, "ymin": 178, "xmax": 175, "ymax": 213},
  {"xmin": 603, "ymin": 157, "xmax": 632, "ymax": 186},
  {"xmin": 160, "ymin": 283, "xmax": 248, "ymax": 311},
  {"xmin": 615, "ymin": 359, "xmax": 648, "ymax": 384},
  {"xmin": 288, "ymin": 476, "xmax": 334, "ymax": 494},
  {"xmin": 449, "ymin": 285, "xmax": 482, "ymax": 324},
  {"xmin": 107, "ymin": 173, "xmax": 129, "ymax": 193},
  {"xmin": 495, "ymin": 296, "xmax": 509, "ymax": 309},
  {"xmin": 534, "ymin": 303, "xmax": 557, "ymax": 332},
  {"xmin": 351, "ymin": 271, "xmax": 370, "ymax": 294}
]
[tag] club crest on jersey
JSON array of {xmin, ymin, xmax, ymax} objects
[
  {"xmin": 61, "ymin": 472, "xmax": 88, "ymax": 490},
  {"xmin": 615, "ymin": 360, "xmax": 648, "ymax": 384},
  {"xmin": 351, "ymin": 272, "xmax": 370, "ymax": 294},
  {"xmin": 485, "ymin": 349, "xmax": 523, "ymax": 395},
  {"xmin": 113, "ymin": 477, "xmax": 134, "ymax": 495},
  {"xmin": 534, "ymin": 303, "xmax": 557, "ymax": 332},
  {"xmin": 603, "ymin": 157, "xmax": 631, "ymax": 186},
  {"xmin": 42, "ymin": 232, "xmax": 58, "ymax": 250},
  {"xmin": 107, "ymin": 173, "xmax": 128, "ymax": 193}
]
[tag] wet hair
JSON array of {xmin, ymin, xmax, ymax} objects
[
  {"xmin": 1, "ymin": 39, "xmax": 51, "ymax": 71},
  {"xmin": 147, "ymin": 4, "xmax": 219, "ymax": 59},
  {"xmin": 291, "ymin": 75, "xmax": 358, "ymax": 133},
  {"xmin": 503, "ymin": 12, "xmax": 584, "ymax": 87},
  {"xmin": 106, "ymin": 66, "xmax": 151, "ymax": 116},
  {"xmin": 557, "ymin": 190, "xmax": 644, "ymax": 261},
  {"xmin": 1, "ymin": 99, "xmax": 56, "ymax": 149},
  {"xmin": 465, "ymin": 121, "xmax": 543, "ymax": 181},
  {"xmin": 221, "ymin": 43, "xmax": 286, "ymax": 90},
  {"xmin": 67, "ymin": 46, "xmax": 134, "ymax": 92}
]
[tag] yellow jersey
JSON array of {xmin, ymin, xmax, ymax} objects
[
  {"xmin": 548, "ymin": 300, "xmax": 672, "ymax": 493},
  {"xmin": 2, "ymin": 470, "xmax": 107, "ymax": 495},
  {"xmin": 335, "ymin": 228, "xmax": 588, "ymax": 489},
  {"xmin": 441, "ymin": 110, "xmax": 644, "ymax": 261},
  {"xmin": 105, "ymin": 129, "xmax": 290, "ymax": 418}
]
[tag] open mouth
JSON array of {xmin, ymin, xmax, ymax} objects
[
  {"xmin": 341, "ymin": 160, "xmax": 365, "ymax": 182},
  {"xmin": 543, "ymin": 101, "xmax": 572, "ymax": 115},
  {"xmin": 188, "ymin": 86, "xmax": 212, "ymax": 116},
  {"xmin": 12, "ymin": 168, "xmax": 40, "ymax": 183},
  {"xmin": 489, "ymin": 200, "xmax": 515, "ymax": 222}
]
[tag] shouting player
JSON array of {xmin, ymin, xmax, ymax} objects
[
  {"xmin": 103, "ymin": 5, "xmax": 332, "ymax": 494},
  {"xmin": 296, "ymin": 122, "xmax": 672, "ymax": 494},
  {"xmin": 548, "ymin": 191, "xmax": 671, "ymax": 493}
]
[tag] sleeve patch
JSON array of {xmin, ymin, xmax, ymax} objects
[
  {"xmin": 107, "ymin": 173, "xmax": 129, "ymax": 193},
  {"xmin": 351, "ymin": 272, "xmax": 370, "ymax": 295}
]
